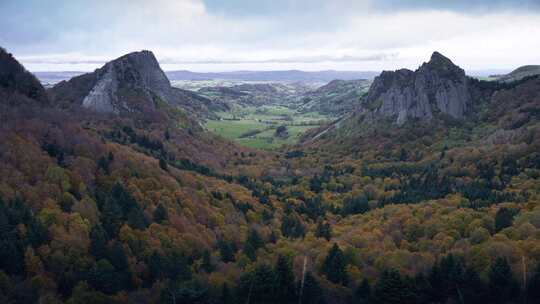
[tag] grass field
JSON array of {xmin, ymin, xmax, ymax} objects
[{"xmin": 204, "ymin": 105, "xmax": 333, "ymax": 150}]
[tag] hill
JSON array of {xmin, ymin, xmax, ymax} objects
[
  {"xmin": 0, "ymin": 47, "xmax": 48, "ymax": 105},
  {"xmin": 1, "ymin": 48, "xmax": 540, "ymax": 304},
  {"xmin": 298, "ymin": 79, "xmax": 371, "ymax": 115},
  {"xmin": 495, "ymin": 65, "xmax": 540, "ymax": 83}
]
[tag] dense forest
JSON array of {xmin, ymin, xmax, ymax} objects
[{"xmin": 0, "ymin": 46, "xmax": 539, "ymax": 304}]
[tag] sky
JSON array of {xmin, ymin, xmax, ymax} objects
[{"xmin": 1, "ymin": 0, "xmax": 539, "ymax": 72}]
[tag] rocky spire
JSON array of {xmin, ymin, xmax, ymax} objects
[{"xmin": 362, "ymin": 52, "xmax": 471, "ymax": 125}]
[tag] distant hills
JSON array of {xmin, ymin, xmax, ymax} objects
[
  {"xmin": 493, "ymin": 65, "xmax": 540, "ymax": 83},
  {"xmin": 166, "ymin": 70, "xmax": 380, "ymax": 82},
  {"xmin": 36, "ymin": 70, "xmax": 381, "ymax": 86}
]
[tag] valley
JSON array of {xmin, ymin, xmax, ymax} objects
[{"xmin": 1, "ymin": 46, "xmax": 540, "ymax": 304}]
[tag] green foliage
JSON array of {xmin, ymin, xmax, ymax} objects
[
  {"xmin": 488, "ymin": 257, "xmax": 520, "ymax": 304},
  {"xmin": 495, "ymin": 207, "xmax": 516, "ymax": 232},
  {"xmin": 315, "ymin": 220, "xmax": 332, "ymax": 241},
  {"xmin": 372, "ymin": 270, "xmax": 415, "ymax": 304},
  {"xmin": 321, "ymin": 244, "xmax": 348, "ymax": 285}
]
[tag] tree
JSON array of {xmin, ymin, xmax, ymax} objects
[
  {"xmin": 321, "ymin": 244, "xmax": 348, "ymax": 285},
  {"xmin": 90, "ymin": 225, "xmax": 109, "ymax": 259},
  {"xmin": 238, "ymin": 264, "xmax": 276, "ymax": 304},
  {"xmin": 217, "ymin": 239, "xmax": 236, "ymax": 263},
  {"xmin": 274, "ymin": 255, "xmax": 296, "ymax": 303},
  {"xmin": 221, "ymin": 283, "xmax": 233, "ymax": 304},
  {"xmin": 299, "ymin": 272, "xmax": 324, "ymax": 304},
  {"xmin": 527, "ymin": 262, "xmax": 540, "ymax": 303},
  {"xmin": 159, "ymin": 158, "xmax": 168, "ymax": 171},
  {"xmin": 315, "ymin": 220, "xmax": 331, "ymax": 241},
  {"xmin": 373, "ymin": 270, "xmax": 415, "ymax": 304},
  {"xmin": 201, "ymin": 250, "xmax": 213, "ymax": 273},
  {"xmin": 488, "ymin": 257, "xmax": 520, "ymax": 304},
  {"xmin": 495, "ymin": 207, "xmax": 515, "ymax": 232},
  {"xmin": 355, "ymin": 278, "xmax": 371, "ymax": 304},
  {"xmin": 281, "ymin": 214, "xmax": 306, "ymax": 239},
  {"xmin": 341, "ymin": 195, "xmax": 370, "ymax": 216},
  {"xmin": 153, "ymin": 203, "xmax": 168, "ymax": 223},
  {"xmin": 244, "ymin": 229, "xmax": 263, "ymax": 261},
  {"xmin": 88, "ymin": 259, "xmax": 121, "ymax": 294},
  {"xmin": 127, "ymin": 207, "xmax": 148, "ymax": 230}
]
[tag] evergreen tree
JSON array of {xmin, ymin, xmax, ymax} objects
[
  {"xmin": 495, "ymin": 207, "xmax": 515, "ymax": 232},
  {"xmin": 373, "ymin": 270, "xmax": 415, "ymax": 304},
  {"xmin": 201, "ymin": 250, "xmax": 214, "ymax": 273},
  {"xmin": 217, "ymin": 239, "xmax": 236, "ymax": 263},
  {"xmin": 300, "ymin": 272, "xmax": 325, "ymax": 304},
  {"xmin": 90, "ymin": 225, "xmax": 109, "ymax": 260},
  {"xmin": 244, "ymin": 229, "xmax": 263, "ymax": 261},
  {"xmin": 221, "ymin": 283, "xmax": 233, "ymax": 304},
  {"xmin": 153, "ymin": 203, "xmax": 168, "ymax": 223},
  {"xmin": 238, "ymin": 264, "xmax": 276, "ymax": 304},
  {"xmin": 355, "ymin": 278, "xmax": 371, "ymax": 304},
  {"xmin": 527, "ymin": 262, "xmax": 540, "ymax": 303},
  {"xmin": 126, "ymin": 207, "xmax": 148, "ymax": 230},
  {"xmin": 315, "ymin": 220, "xmax": 332, "ymax": 241},
  {"xmin": 159, "ymin": 157, "xmax": 168, "ymax": 171},
  {"xmin": 341, "ymin": 195, "xmax": 370, "ymax": 216},
  {"xmin": 461, "ymin": 266, "xmax": 487, "ymax": 304},
  {"xmin": 488, "ymin": 257, "xmax": 520, "ymax": 304},
  {"xmin": 321, "ymin": 243, "xmax": 348, "ymax": 285},
  {"xmin": 274, "ymin": 255, "xmax": 296, "ymax": 303}
]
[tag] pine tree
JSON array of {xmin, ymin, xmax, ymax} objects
[
  {"xmin": 373, "ymin": 270, "xmax": 415, "ymax": 304},
  {"xmin": 90, "ymin": 225, "xmax": 109, "ymax": 260},
  {"xmin": 321, "ymin": 243, "xmax": 348, "ymax": 285},
  {"xmin": 355, "ymin": 278, "xmax": 371, "ymax": 304},
  {"xmin": 221, "ymin": 283, "xmax": 233, "ymax": 304},
  {"xmin": 153, "ymin": 203, "xmax": 168, "ymax": 223},
  {"xmin": 244, "ymin": 229, "xmax": 263, "ymax": 260},
  {"xmin": 218, "ymin": 239, "xmax": 236, "ymax": 263},
  {"xmin": 201, "ymin": 250, "xmax": 214, "ymax": 273},
  {"xmin": 274, "ymin": 255, "xmax": 296, "ymax": 303},
  {"xmin": 300, "ymin": 272, "xmax": 324, "ymax": 304},
  {"xmin": 488, "ymin": 257, "xmax": 520, "ymax": 304},
  {"xmin": 495, "ymin": 208, "xmax": 515, "ymax": 232},
  {"xmin": 159, "ymin": 157, "xmax": 168, "ymax": 171},
  {"xmin": 527, "ymin": 262, "xmax": 540, "ymax": 303},
  {"xmin": 315, "ymin": 220, "xmax": 331, "ymax": 241}
]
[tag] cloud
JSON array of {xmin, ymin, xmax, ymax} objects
[{"xmin": 1, "ymin": 0, "xmax": 539, "ymax": 71}]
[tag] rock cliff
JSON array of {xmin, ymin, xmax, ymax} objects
[
  {"xmin": 363, "ymin": 52, "xmax": 471, "ymax": 124},
  {"xmin": 49, "ymin": 50, "xmax": 223, "ymax": 116}
]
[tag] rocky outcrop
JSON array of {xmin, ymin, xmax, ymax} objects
[
  {"xmin": 49, "ymin": 50, "xmax": 224, "ymax": 116},
  {"xmin": 362, "ymin": 52, "xmax": 471, "ymax": 125}
]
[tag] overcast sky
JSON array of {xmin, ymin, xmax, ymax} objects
[{"xmin": 1, "ymin": 0, "xmax": 539, "ymax": 72}]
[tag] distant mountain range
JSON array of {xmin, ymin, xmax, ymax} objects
[
  {"xmin": 35, "ymin": 70, "xmax": 381, "ymax": 86},
  {"xmin": 165, "ymin": 70, "xmax": 380, "ymax": 82}
]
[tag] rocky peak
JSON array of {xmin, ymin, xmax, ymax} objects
[
  {"xmin": 362, "ymin": 52, "xmax": 471, "ymax": 125},
  {"xmin": 80, "ymin": 50, "xmax": 174, "ymax": 113}
]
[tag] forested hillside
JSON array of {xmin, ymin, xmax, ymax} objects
[{"xmin": 0, "ymin": 47, "xmax": 539, "ymax": 304}]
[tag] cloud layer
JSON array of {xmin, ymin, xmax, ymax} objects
[{"xmin": 1, "ymin": 0, "xmax": 539, "ymax": 72}]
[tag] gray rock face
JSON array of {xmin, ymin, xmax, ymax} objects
[
  {"xmin": 363, "ymin": 52, "xmax": 471, "ymax": 125},
  {"xmin": 81, "ymin": 50, "xmax": 174, "ymax": 113}
]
